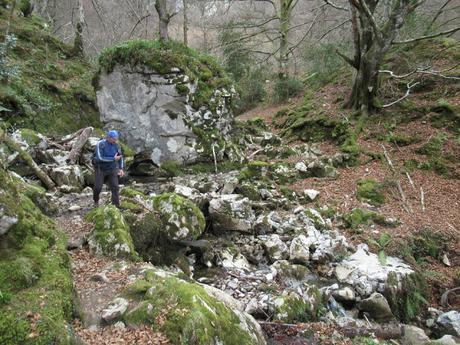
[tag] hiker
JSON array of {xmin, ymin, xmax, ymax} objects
[{"xmin": 92, "ymin": 130, "xmax": 125, "ymax": 207}]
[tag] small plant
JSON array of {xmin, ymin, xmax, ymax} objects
[
  {"xmin": 369, "ymin": 233, "xmax": 392, "ymax": 265},
  {"xmin": 272, "ymin": 77, "xmax": 303, "ymax": 103}
]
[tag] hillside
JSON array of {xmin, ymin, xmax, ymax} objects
[{"xmin": 0, "ymin": 7, "xmax": 100, "ymax": 134}]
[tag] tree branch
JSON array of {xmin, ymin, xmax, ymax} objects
[
  {"xmin": 382, "ymin": 82, "xmax": 420, "ymax": 108},
  {"xmin": 393, "ymin": 26, "xmax": 460, "ymax": 44}
]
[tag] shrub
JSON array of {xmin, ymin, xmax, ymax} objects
[{"xmin": 272, "ymin": 77, "xmax": 303, "ymax": 104}]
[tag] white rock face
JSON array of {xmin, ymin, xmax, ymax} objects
[
  {"xmin": 335, "ymin": 244, "xmax": 413, "ymax": 296},
  {"xmin": 0, "ymin": 211, "xmax": 18, "ymax": 236},
  {"xmin": 96, "ymin": 65, "xmax": 235, "ymax": 165}
]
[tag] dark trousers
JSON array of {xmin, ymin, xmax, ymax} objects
[{"xmin": 93, "ymin": 168, "xmax": 120, "ymax": 206}]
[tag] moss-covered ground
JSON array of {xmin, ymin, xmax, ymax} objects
[{"xmin": 0, "ymin": 7, "xmax": 100, "ymax": 134}]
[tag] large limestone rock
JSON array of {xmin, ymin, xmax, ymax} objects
[
  {"xmin": 123, "ymin": 268, "xmax": 266, "ymax": 345},
  {"xmin": 95, "ymin": 41, "xmax": 239, "ymax": 166},
  {"xmin": 209, "ymin": 194, "xmax": 255, "ymax": 233}
]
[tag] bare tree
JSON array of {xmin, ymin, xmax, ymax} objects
[
  {"xmin": 154, "ymin": 0, "xmax": 178, "ymax": 41},
  {"xmin": 324, "ymin": 0, "xmax": 460, "ymax": 116}
]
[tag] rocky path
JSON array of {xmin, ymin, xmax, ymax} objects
[{"xmin": 56, "ymin": 192, "xmax": 171, "ymax": 345}]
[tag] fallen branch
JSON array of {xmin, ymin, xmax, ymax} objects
[
  {"xmin": 406, "ymin": 172, "xmax": 415, "ymax": 189},
  {"xmin": 0, "ymin": 129, "xmax": 56, "ymax": 190},
  {"xmin": 68, "ymin": 127, "xmax": 93, "ymax": 164},
  {"xmin": 441, "ymin": 287, "xmax": 460, "ymax": 307},
  {"xmin": 420, "ymin": 187, "xmax": 425, "ymax": 212},
  {"xmin": 381, "ymin": 144, "xmax": 395, "ymax": 172},
  {"xmin": 58, "ymin": 128, "xmax": 84, "ymax": 144},
  {"xmin": 383, "ymin": 82, "xmax": 420, "ymax": 108},
  {"xmin": 393, "ymin": 26, "xmax": 460, "ymax": 44}
]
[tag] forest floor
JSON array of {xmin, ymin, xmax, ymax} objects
[{"xmin": 236, "ymin": 81, "xmax": 460, "ymax": 311}]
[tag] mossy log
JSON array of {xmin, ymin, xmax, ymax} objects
[{"xmin": 0, "ymin": 129, "xmax": 56, "ymax": 190}]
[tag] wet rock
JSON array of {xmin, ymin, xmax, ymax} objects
[
  {"xmin": 270, "ymin": 287, "xmax": 322, "ymax": 323},
  {"xmin": 209, "ymin": 194, "xmax": 255, "ymax": 233},
  {"xmin": 437, "ymin": 311, "xmax": 460, "ymax": 338},
  {"xmin": 68, "ymin": 205, "xmax": 81, "ymax": 212},
  {"xmin": 358, "ymin": 292, "xmax": 394, "ymax": 322},
  {"xmin": 263, "ymin": 234, "xmax": 288, "ymax": 261},
  {"xmin": 402, "ymin": 325, "xmax": 430, "ymax": 345},
  {"xmin": 101, "ymin": 297, "xmax": 129, "ymax": 323}
]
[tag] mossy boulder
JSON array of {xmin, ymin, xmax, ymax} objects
[
  {"xmin": 123, "ymin": 268, "xmax": 266, "ymax": 345},
  {"xmin": 151, "ymin": 193, "xmax": 206, "ymax": 241},
  {"xmin": 86, "ymin": 205, "xmax": 138, "ymax": 260},
  {"xmin": 271, "ymin": 288, "xmax": 323, "ymax": 323},
  {"xmin": 0, "ymin": 166, "xmax": 74, "ymax": 344},
  {"xmin": 96, "ymin": 39, "xmax": 240, "ymax": 167},
  {"xmin": 357, "ymin": 178, "xmax": 385, "ymax": 206}
]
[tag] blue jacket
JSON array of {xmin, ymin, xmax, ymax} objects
[{"xmin": 93, "ymin": 139, "xmax": 124, "ymax": 171}]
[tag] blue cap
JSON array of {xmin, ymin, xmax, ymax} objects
[{"xmin": 107, "ymin": 130, "xmax": 119, "ymax": 138}]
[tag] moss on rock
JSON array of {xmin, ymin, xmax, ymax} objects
[
  {"xmin": 151, "ymin": 193, "xmax": 206, "ymax": 241},
  {"xmin": 272, "ymin": 288, "xmax": 323, "ymax": 323},
  {"xmin": 0, "ymin": 166, "xmax": 74, "ymax": 345},
  {"xmin": 123, "ymin": 269, "xmax": 266, "ymax": 345},
  {"xmin": 86, "ymin": 205, "xmax": 139, "ymax": 260}
]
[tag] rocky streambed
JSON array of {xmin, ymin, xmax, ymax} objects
[{"xmin": 2, "ymin": 126, "xmax": 459, "ymax": 344}]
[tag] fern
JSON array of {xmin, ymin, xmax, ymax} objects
[{"xmin": 378, "ymin": 250, "xmax": 387, "ymax": 265}]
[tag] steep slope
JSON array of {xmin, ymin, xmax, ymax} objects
[{"xmin": 0, "ymin": 6, "xmax": 100, "ymax": 134}]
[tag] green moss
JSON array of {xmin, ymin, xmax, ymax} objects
[
  {"xmin": 409, "ymin": 228, "xmax": 447, "ymax": 262},
  {"xmin": 123, "ymin": 270, "xmax": 262, "ymax": 345},
  {"xmin": 273, "ymin": 288, "xmax": 323, "ymax": 323},
  {"xmin": 120, "ymin": 187, "xmax": 146, "ymax": 198},
  {"xmin": 430, "ymin": 99, "xmax": 460, "ymax": 131},
  {"xmin": 120, "ymin": 200, "xmax": 143, "ymax": 213},
  {"xmin": 151, "ymin": 193, "xmax": 206, "ymax": 241},
  {"xmin": 0, "ymin": 166, "xmax": 73, "ymax": 345},
  {"xmin": 119, "ymin": 142, "xmax": 135, "ymax": 157},
  {"xmin": 342, "ymin": 208, "xmax": 386, "ymax": 231},
  {"xmin": 417, "ymin": 133, "xmax": 447, "ymax": 156},
  {"xmin": 357, "ymin": 178, "xmax": 385, "ymax": 206},
  {"xmin": 160, "ymin": 160, "xmax": 184, "ymax": 177},
  {"xmin": 97, "ymin": 39, "xmax": 233, "ymax": 112},
  {"xmin": 235, "ymin": 183, "xmax": 261, "ymax": 201},
  {"xmin": 384, "ymin": 272, "xmax": 428, "ymax": 323},
  {"xmin": 85, "ymin": 205, "xmax": 139, "ymax": 260}
]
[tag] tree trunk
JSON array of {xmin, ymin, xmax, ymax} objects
[
  {"xmin": 155, "ymin": 0, "xmax": 170, "ymax": 41},
  {"xmin": 346, "ymin": 54, "xmax": 380, "ymax": 116},
  {"xmin": 278, "ymin": 0, "xmax": 293, "ymax": 79}
]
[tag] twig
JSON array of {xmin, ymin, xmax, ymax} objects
[
  {"xmin": 441, "ymin": 287, "xmax": 460, "ymax": 307},
  {"xmin": 212, "ymin": 144, "xmax": 218, "ymax": 174},
  {"xmin": 405, "ymin": 172, "xmax": 415, "ymax": 189},
  {"xmin": 381, "ymin": 144, "xmax": 395, "ymax": 172},
  {"xmin": 397, "ymin": 180, "xmax": 412, "ymax": 214},
  {"xmin": 420, "ymin": 187, "xmax": 425, "ymax": 212}
]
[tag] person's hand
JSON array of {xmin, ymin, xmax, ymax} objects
[
  {"xmin": 118, "ymin": 170, "xmax": 125, "ymax": 178},
  {"xmin": 114, "ymin": 153, "xmax": 122, "ymax": 161}
]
